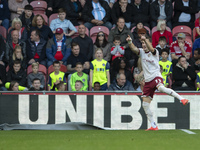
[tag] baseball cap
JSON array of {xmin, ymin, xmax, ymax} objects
[
  {"xmin": 138, "ymin": 28, "xmax": 146, "ymax": 34},
  {"xmin": 55, "ymin": 28, "xmax": 63, "ymax": 34},
  {"xmin": 177, "ymin": 33, "xmax": 186, "ymax": 38}
]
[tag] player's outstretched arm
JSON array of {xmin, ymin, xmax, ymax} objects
[
  {"xmin": 141, "ymin": 36, "xmax": 155, "ymax": 53},
  {"xmin": 126, "ymin": 35, "xmax": 139, "ymax": 55}
]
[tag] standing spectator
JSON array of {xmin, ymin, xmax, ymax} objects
[
  {"xmin": 29, "ymin": 78, "xmax": 44, "ymax": 91},
  {"xmin": 132, "ymin": 22, "xmax": 150, "ymax": 40},
  {"xmin": 131, "ymin": 0, "xmax": 150, "ymax": 28},
  {"xmin": 111, "ymin": 0, "xmax": 133, "ymax": 29},
  {"xmin": 72, "ymin": 25, "xmax": 93, "ymax": 61},
  {"xmin": 19, "ymin": 5, "xmax": 34, "ymax": 34},
  {"xmin": 31, "ymin": 14, "xmax": 53, "ymax": 42},
  {"xmin": 150, "ymin": 0, "xmax": 173, "ymax": 29},
  {"xmin": 0, "ymin": 0, "xmax": 10, "ymax": 30},
  {"xmin": 152, "ymin": 20, "xmax": 173, "ymax": 48},
  {"xmin": 46, "ymin": 28, "xmax": 71, "ymax": 68},
  {"xmin": 82, "ymin": 0, "xmax": 112, "ymax": 30},
  {"xmin": 26, "ymin": 29, "xmax": 47, "ymax": 66},
  {"xmin": 194, "ymin": 17, "xmax": 200, "ymax": 39},
  {"xmin": 93, "ymin": 31, "xmax": 111, "ymax": 61},
  {"xmin": 50, "ymin": 8, "xmax": 77, "ymax": 36},
  {"xmin": 65, "ymin": 0, "xmax": 83, "ymax": 26},
  {"xmin": 173, "ymin": 0, "xmax": 198, "ymax": 29},
  {"xmin": 192, "ymin": 37, "xmax": 200, "ymax": 56},
  {"xmin": 8, "ymin": 0, "xmax": 29, "ymax": 21},
  {"xmin": 7, "ymin": 18, "xmax": 27, "ymax": 42},
  {"xmin": 46, "ymin": 0, "xmax": 66, "ymax": 17}
]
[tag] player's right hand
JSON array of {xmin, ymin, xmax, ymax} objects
[{"xmin": 126, "ymin": 35, "xmax": 132, "ymax": 42}]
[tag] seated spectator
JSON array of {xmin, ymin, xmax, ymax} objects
[
  {"xmin": 7, "ymin": 18, "xmax": 27, "ymax": 42},
  {"xmin": 56, "ymin": 81, "xmax": 66, "ymax": 91},
  {"xmin": 31, "ymin": 14, "xmax": 53, "ymax": 41},
  {"xmin": 192, "ymin": 36, "xmax": 200, "ymax": 56},
  {"xmin": 0, "ymin": 0, "xmax": 10, "ymax": 30},
  {"xmin": 8, "ymin": 0, "xmax": 28, "ymax": 21},
  {"xmin": 19, "ymin": 5, "xmax": 34, "ymax": 34},
  {"xmin": 132, "ymin": 22, "xmax": 150, "ymax": 40},
  {"xmin": 111, "ymin": 0, "xmax": 132, "ymax": 29},
  {"xmin": 67, "ymin": 42, "xmax": 90, "ymax": 74},
  {"xmin": 8, "ymin": 81, "xmax": 27, "ymax": 91},
  {"xmin": 160, "ymin": 65, "xmax": 169, "ymax": 87},
  {"xmin": 108, "ymin": 73, "xmax": 134, "ymax": 91},
  {"xmin": 48, "ymin": 61, "xmax": 67, "ymax": 91},
  {"xmin": 133, "ymin": 58, "xmax": 144, "ymax": 91},
  {"xmin": 72, "ymin": 25, "xmax": 93, "ymax": 61},
  {"xmin": 173, "ymin": 0, "xmax": 198, "ymax": 29},
  {"xmin": 152, "ymin": 20, "xmax": 173, "ymax": 48},
  {"xmin": 29, "ymin": 78, "xmax": 44, "ymax": 91},
  {"xmin": 65, "ymin": 0, "xmax": 83, "ymax": 26},
  {"xmin": 172, "ymin": 56, "xmax": 196, "ymax": 91},
  {"xmin": 27, "ymin": 63, "xmax": 45, "ymax": 89},
  {"xmin": 111, "ymin": 36, "xmax": 125, "ymax": 61},
  {"xmin": 93, "ymin": 31, "xmax": 111, "ymax": 61},
  {"xmin": 0, "ymin": 35, "xmax": 6, "ymax": 67},
  {"xmin": 189, "ymin": 48, "xmax": 200, "ymax": 72},
  {"xmin": 50, "ymin": 8, "xmax": 77, "ymax": 36},
  {"xmin": 46, "ymin": 28, "xmax": 71, "ymax": 68},
  {"xmin": 150, "ymin": 0, "xmax": 173, "ymax": 29},
  {"xmin": 6, "ymin": 60, "xmax": 27, "ymax": 88},
  {"xmin": 133, "ymin": 28, "xmax": 148, "ymax": 48},
  {"xmin": 46, "ymin": 0, "xmax": 66, "ymax": 17},
  {"xmin": 156, "ymin": 36, "xmax": 168, "ymax": 56},
  {"xmin": 5, "ymin": 30, "xmax": 26, "ymax": 66},
  {"xmin": 131, "ymin": 0, "xmax": 150, "ymax": 28},
  {"xmin": 82, "ymin": 0, "xmax": 112, "ymax": 30},
  {"xmin": 90, "ymin": 48, "xmax": 110, "ymax": 90},
  {"xmin": 93, "ymin": 81, "xmax": 101, "ymax": 91},
  {"xmin": 70, "ymin": 62, "xmax": 88, "ymax": 91},
  {"xmin": 26, "ymin": 29, "xmax": 47, "ymax": 66},
  {"xmin": 75, "ymin": 80, "xmax": 84, "ymax": 91},
  {"xmin": 170, "ymin": 33, "xmax": 192, "ymax": 64},
  {"xmin": 196, "ymin": 72, "xmax": 200, "ymax": 91}
]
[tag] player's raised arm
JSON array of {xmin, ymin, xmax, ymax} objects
[
  {"xmin": 141, "ymin": 36, "xmax": 155, "ymax": 53},
  {"xmin": 126, "ymin": 35, "xmax": 139, "ymax": 55}
]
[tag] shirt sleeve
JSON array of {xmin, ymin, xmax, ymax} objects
[
  {"xmin": 90, "ymin": 62, "xmax": 94, "ymax": 70},
  {"xmin": 195, "ymin": 18, "xmax": 199, "ymax": 28},
  {"xmin": 106, "ymin": 62, "xmax": 110, "ymax": 71}
]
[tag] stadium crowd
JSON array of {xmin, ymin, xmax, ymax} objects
[{"xmin": 0, "ymin": 0, "xmax": 200, "ymax": 92}]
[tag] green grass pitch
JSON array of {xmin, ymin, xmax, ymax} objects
[{"xmin": 0, "ymin": 130, "xmax": 199, "ymax": 150}]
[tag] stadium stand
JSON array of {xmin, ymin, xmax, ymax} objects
[
  {"xmin": 71, "ymin": 26, "xmax": 89, "ymax": 39},
  {"xmin": 48, "ymin": 13, "xmax": 59, "ymax": 26},
  {"xmin": 151, "ymin": 26, "xmax": 172, "ymax": 35},
  {"xmin": 172, "ymin": 25, "xmax": 192, "ymax": 40},
  {"xmin": 0, "ymin": 26, "xmax": 7, "ymax": 40},
  {"xmin": 30, "ymin": 0, "xmax": 47, "ymax": 15}
]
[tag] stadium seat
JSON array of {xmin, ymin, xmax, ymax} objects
[
  {"xmin": 151, "ymin": 26, "xmax": 171, "ymax": 35},
  {"xmin": 193, "ymin": 28, "xmax": 197, "ymax": 42},
  {"xmin": 0, "ymin": 26, "xmax": 7, "ymax": 40},
  {"xmin": 8, "ymin": 27, "xmax": 12, "ymax": 34},
  {"xmin": 172, "ymin": 25, "xmax": 192, "ymax": 40},
  {"xmin": 30, "ymin": 1, "xmax": 47, "ymax": 15},
  {"xmin": 71, "ymin": 26, "xmax": 89, "ymax": 39},
  {"xmin": 90, "ymin": 26, "xmax": 109, "ymax": 43},
  {"xmin": 195, "ymin": 13, "xmax": 200, "ymax": 20},
  {"xmin": 49, "ymin": 13, "xmax": 59, "ymax": 25},
  {"xmin": 27, "ymin": 64, "xmax": 47, "ymax": 75}
]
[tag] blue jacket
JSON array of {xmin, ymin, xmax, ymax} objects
[
  {"xmin": 0, "ymin": 0, "xmax": 10, "ymax": 20},
  {"xmin": 46, "ymin": 35, "xmax": 72, "ymax": 62},
  {"xmin": 192, "ymin": 38, "xmax": 200, "ymax": 56}
]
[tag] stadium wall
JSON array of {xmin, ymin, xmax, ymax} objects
[{"xmin": 0, "ymin": 92, "xmax": 200, "ymax": 130}]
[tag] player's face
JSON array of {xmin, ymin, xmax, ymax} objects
[
  {"xmin": 72, "ymin": 45, "xmax": 80, "ymax": 56},
  {"xmin": 32, "ymin": 66, "xmax": 39, "ymax": 74},
  {"xmin": 53, "ymin": 63, "xmax": 60, "ymax": 72},
  {"xmin": 117, "ymin": 74, "xmax": 126, "ymax": 86},
  {"xmin": 141, "ymin": 41, "xmax": 148, "ymax": 52},
  {"xmin": 12, "ymin": 82, "xmax": 19, "ymax": 91},
  {"xmin": 59, "ymin": 12, "xmax": 66, "ymax": 21},
  {"xmin": 33, "ymin": 80, "xmax": 41, "ymax": 90},
  {"xmin": 95, "ymin": 50, "xmax": 103, "ymax": 60},
  {"xmin": 75, "ymin": 82, "xmax": 82, "ymax": 91},
  {"xmin": 76, "ymin": 64, "xmax": 83, "ymax": 73},
  {"xmin": 161, "ymin": 52, "xmax": 168, "ymax": 60}
]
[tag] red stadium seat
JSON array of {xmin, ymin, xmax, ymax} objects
[
  {"xmin": 193, "ymin": 28, "xmax": 197, "ymax": 42},
  {"xmin": 8, "ymin": 27, "xmax": 12, "ymax": 34},
  {"xmin": 151, "ymin": 26, "xmax": 171, "ymax": 35},
  {"xmin": 49, "ymin": 13, "xmax": 59, "ymax": 26},
  {"xmin": 90, "ymin": 26, "xmax": 109, "ymax": 43},
  {"xmin": 71, "ymin": 26, "xmax": 89, "ymax": 39},
  {"xmin": 172, "ymin": 25, "xmax": 192, "ymax": 40},
  {"xmin": 30, "ymin": 1, "xmax": 47, "ymax": 15},
  {"xmin": 0, "ymin": 26, "xmax": 7, "ymax": 40},
  {"xmin": 196, "ymin": 13, "xmax": 200, "ymax": 20}
]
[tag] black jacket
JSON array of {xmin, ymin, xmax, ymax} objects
[
  {"xmin": 173, "ymin": 0, "xmax": 198, "ymax": 23},
  {"xmin": 7, "ymin": 68, "xmax": 27, "ymax": 86},
  {"xmin": 108, "ymin": 79, "xmax": 134, "ymax": 91},
  {"xmin": 0, "ymin": 0, "xmax": 10, "ymax": 20},
  {"xmin": 19, "ymin": 12, "xmax": 34, "ymax": 32},
  {"xmin": 0, "ymin": 35, "xmax": 6, "ymax": 63},
  {"xmin": 7, "ymin": 27, "xmax": 28, "ymax": 43},
  {"xmin": 150, "ymin": 0, "xmax": 173, "ymax": 22},
  {"xmin": 47, "ymin": 0, "xmax": 66, "ymax": 9},
  {"xmin": 82, "ymin": 0, "xmax": 111, "ymax": 23}
]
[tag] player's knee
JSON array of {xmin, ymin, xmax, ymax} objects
[
  {"xmin": 157, "ymin": 85, "xmax": 165, "ymax": 93},
  {"xmin": 142, "ymin": 101, "xmax": 149, "ymax": 109}
]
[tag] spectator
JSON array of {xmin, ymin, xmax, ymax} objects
[
  {"xmin": 108, "ymin": 73, "xmax": 134, "ymax": 91},
  {"xmin": 173, "ymin": 0, "xmax": 198, "ymax": 29},
  {"xmin": 132, "ymin": 22, "xmax": 150, "ymax": 40},
  {"xmin": 194, "ymin": 17, "xmax": 200, "ymax": 39},
  {"xmin": 27, "ymin": 62, "xmax": 45, "ymax": 89},
  {"xmin": 93, "ymin": 81, "xmax": 101, "ymax": 91},
  {"xmin": 56, "ymin": 81, "xmax": 66, "ymax": 91},
  {"xmin": 70, "ymin": 62, "xmax": 88, "ymax": 91},
  {"xmin": 192, "ymin": 37, "xmax": 200, "ymax": 56},
  {"xmin": 0, "ymin": 0, "xmax": 10, "ymax": 30},
  {"xmin": 50, "ymin": 8, "xmax": 77, "ymax": 36},
  {"xmin": 26, "ymin": 29, "xmax": 47, "ymax": 66},
  {"xmin": 150, "ymin": 0, "xmax": 173, "ymax": 29},
  {"xmin": 75, "ymin": 80, "xmax": 84, "ymax": 91},
  {"xmin": 111, "ymin": 0, "xmax": 133, "ymax": 29},
  {"xmin": 160, "ymin": 65, "xmax": 169, "ymax": 87},
  {"xmin": 46, "ymin": 0, "xmax": 66, "ymax": 17},
  {"xmin": 90, "ymin": 48, "xmax": 110, "ymax": 90},
  {"xmin": 196, "ymin": 72, "xmax": 200, "ymax": 91},
  {"xmin": 93, "ymin": 31, "xmax": 111, "ymax": 61},
  {"xmin": 31, "ymin": 14, "xmax": 53, "ymax": 41},
  {"xmin": 133, "ymin": 58, "xmax": 144, "ymax": 91},
  {"xmin": 48, "ymin": 61, "xmax": 67, "ymax": 91},
  {"xmin": 8, "ymin": 0, "xmax": 28, "ymax": 21},
  {"xmin": 152, "ymin": 20, "xmax": 173, "ymax": 48},
  {"xmin": 82, "ymin": 0, "xmax": 112, "ymax": 30},
  {"xmin": 7, "ymin": 18, "xmax": 27, "ymax": 42},
  {"xmin": 46, "ymin": 28, "xmax": 71, "ymax": 68},
  {"xmin": 104, "ymin": 0, "xmax": 115, "ymax": 8},
  {"xmin": 19, "ymin": 5, "xmax": 34, "ymax": 33},
  {"xmin": 133, "ymin": 28, "xmax": 147, "ymax": 48},
  {"xmin": 67, "ymin": 42, "xmax": 90, "ymax": 74},
  {"xmin": 156, "ymin": 36, "xmax": 167, "ymax": 55},
  {"xmin": 110, "ymin": 36, "xmax": 125, "ymax": 61},
  {"xmin": 5, "ymin": 30, "xmax": 26, "ymax": 66},
  {"xmin": 189, "ymin": 48, "xmax": 200, "ymax": 72},
  {"xmin": 0, "ymin": 35, "xmax": 6, "ymax": 66},
  {"xmin": 65, "ymin": 0, "xmax": 83, "ymax": 26},
  {"xmin": 131, "ymin": 0, "xmax": 150, "ymax": 28},
  {"xmin": 8, "ymin": 81, "xmax": 27, "ymax": 91},
  {"xmin": 0, "ymin": 35, "xmax": 6, "ymax": 91},
  {"xmin": 72, "ymin": 25, "xmax": 93, "ymax": 61},
  {"xmin": 172, "ymin": 56, "xmax": 196, "ymax": 91},
  {"xmin": 29, "ymin": 78, "xmax": 44, "ymax": 91}
]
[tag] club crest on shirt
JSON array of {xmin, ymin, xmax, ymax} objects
[
  {"xmin": 167, "ymin": 65, "xmax": 169, "ymax": 68},
  {"xmin": 82, "ymin": 79, "xmax": 85, "ymax": 82},
  {"xmin": 59, "ymin": 77, "xmax": 62, "ymax": 80},
  {"xmin": 102, "ymin": 63, "xmax": 105, "ymax": 66}
]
